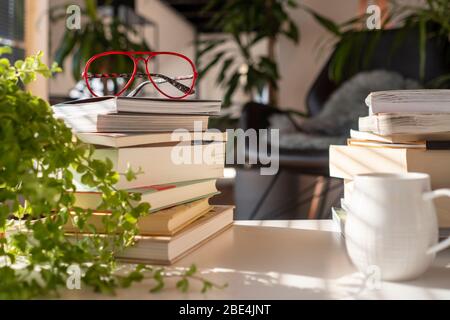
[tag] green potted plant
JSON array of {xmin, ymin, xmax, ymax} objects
[
  {"xmin": 197, "ymin": 0, "xmax": 299, "ymax": 108},
  {"xmin": 306, "ymin": 0, "xmax": 450, "ymax": 87},
  {"xmin": 0, "ymin": 48, "xmax": 221, "ymax": 299},
  {"xmin": 50, "ymin": 0, "xmax": 151, "ymax": 95}
]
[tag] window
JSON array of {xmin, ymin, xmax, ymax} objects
[{"xmin": 0, "ymin": 0, "xmax": 25, "ymax": 61}]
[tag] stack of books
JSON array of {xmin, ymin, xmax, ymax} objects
[
  {"xmin": 53, "ymin": 96, "xmax": 233, "ymax": 265},
  {"xmin": 330, "ymin": 90, "xmax": 450, "ymax": 236}
]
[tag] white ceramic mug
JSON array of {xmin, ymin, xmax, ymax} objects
[{"xmin": 345, "ymin": 173, "xmax": 450, "ymax": 281}]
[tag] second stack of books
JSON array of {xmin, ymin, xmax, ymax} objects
[
  {"xmin": 53, "ymin": 96, "xmax": 233, "ymax": 264},
  {"xmin": 330, "ymin": 90, "xmax": 450, "ymax": 233}
]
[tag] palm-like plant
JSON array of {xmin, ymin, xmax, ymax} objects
[
  {"xmin": 50, "ymin": 0, "xmax": 151, "ymax": 90},
  {"xmin": 197, "ymin": 0, "xmax": 299, "ymax": 107},
  {"xmin": 307, "ymin": 0, "xmax": 450, "ymax": 87},
  {"xmin": 400, "ymin": 0, "xmax": 450, "ymax": 86}
]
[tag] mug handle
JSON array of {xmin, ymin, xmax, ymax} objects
[{"xmin": 423, "ymin": 189, "xmax": 450, "ymax": 255}]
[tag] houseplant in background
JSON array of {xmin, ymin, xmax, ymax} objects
[
  {"xmin": 50, "ymin": 0, "xmax": 152, "ymax": 96},
  {"xmin": 199, "ymin": 0, "xmax": 449, "ymax": 112},
  {"xmin": 307, "ymin": 0, "xmax": 450, "ymax": 87},
  {"xmin": 0, "ymin": 48, "xmax": 221, "ymax": 299},
  {"xmin": 197, "ymin": 0, "xmax": 299, "ymax": 109}
]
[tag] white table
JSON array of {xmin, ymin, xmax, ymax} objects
[{"xmin": 64, "ymin": 220, "xmax": 450, "ymax": 299}]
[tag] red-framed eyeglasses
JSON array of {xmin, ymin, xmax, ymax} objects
[{"xmin": 82, "ymin": 51, "xmax": 198, "ymax": 99}]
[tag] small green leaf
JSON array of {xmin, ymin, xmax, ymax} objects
[
  {"xmin": 201, "ymin": 281, "xmax": 213, "ymax": 293},
  {"xmin": 0, "ymin": 46, "xmax": 12, "ymax": 55},
  {"xmin": 150, "ymin": 269, "xmax": 165, "ymax": 293},
  {"xmin": 176, "ymin": 278, "xmax": 189, "ymax": 292},
  {"xmin": 185, "ymin": 264, "xmax": 197, "ymax": 277}
]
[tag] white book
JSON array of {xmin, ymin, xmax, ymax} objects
[
  {"xmin": 56, "ymin": 113, "xmax": 209, "ymax": 133},
  {"xmin": 76, "ymin": 131, "xmax": 228, "ymax": 148},
  {"xmin": 52, "ymin": 96, "xmax": 221, "ymax": 117},
  {"xmin": 73, "ymin": 142, "xmax": 225, "ymax": 189},
  {"xmin": 350, "ymin": 129, "xmax": 450, "ymax": 143},
  {"xmin": 366, "ymin": 89, "xmax": 450, "ymax": 114},
  {"xmin": 359, "ymin": 113, "xmax": 450, "ymax": 135}
]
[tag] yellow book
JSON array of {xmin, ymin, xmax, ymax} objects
[
  {"xmin": 347, "ymin": 138, "xmax": 426, "ymax": 149},
  {"xmin": 73, "ymin": 179, "xmax": 219, "ymax": 213},
  {"xmin": 67, "ymin": 205, "xmax": 235, "ymax": 265},
  {"xmin": 64, "ymin": 198, "xmax": 212, "ymax": 236},
  {"xmin": 350, "ymin": 129, "xmax": 450, "ymax": 144},
  {"xmin": 116, "ymin": 205, "xmax": 234, "ymax": 265}
]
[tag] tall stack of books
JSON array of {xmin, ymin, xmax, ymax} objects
[
  {"xmin": 53, "ymin": 96, "xmax": 233, "ymax": 265},
  {"xmin": 330, "ymin": 90, "xmax": 450, "ymax": 235}
]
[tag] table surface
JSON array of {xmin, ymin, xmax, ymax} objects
[{"xmin": 63, "ymin": 220, "xmax": 450, "ymax": 300}]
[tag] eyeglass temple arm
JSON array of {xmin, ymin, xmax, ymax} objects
[
  {"xmin": 127, "ymin": 81, "xmax": 151, "ymax": 97},
  {"xmin": 127, "ymin": 74, "xmax": 195, "ymax": 97},
  {"xmin": 151, "ymin": 73, "xmax": 194, "ymax": 93},
  {"xmin": 84, "ymin": 72, "xmax": 195, "ymax": 97}
]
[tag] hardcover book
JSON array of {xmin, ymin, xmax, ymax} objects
[
  {"xmin": 68, "ymin": 205, "xmax": 235, "ymax": 265},
  {"xmin": 366, "ymin": 89, "xmax": 450, "ymax": 114},
  {"xmin": 359, "ymin": 113, "xmax": 450, "ymax": 135},
  {"xmin": 72, "ymin": 179, "xmax": 219, "ymax": 212},
  {"xmin": 52, "ymin": 96, "xmax": 221, "ymax": 116},
  {"xmin": 350, "ymin": 129, "xmax": 450, "ymax": 144},
  {"xmin": 65, "ymin": 198, "xmax": 214, "ymax": 236},
  {"xmin": 55, "ymin": 113, "xmax": 209, "ymax": 133},
  {"xmin": 76, "ymin": 131, "xmax": 228, "ymax": 148},
  {"xmin": 73, "ymin": 142, "xmax": 226, "ymax": 189}
]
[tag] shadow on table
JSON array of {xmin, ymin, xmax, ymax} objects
[{"xmin": 179, "ymin": 225, "xmax": 354, "ymax": 280}]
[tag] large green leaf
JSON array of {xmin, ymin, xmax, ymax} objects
[
  {"xmin": 54, "ymin": 29, "xmax": 78, "ymax": 68},
  {"xmin": 328, "ymin": 38, "xmax": 353, "ymax": 83},
  {"xmin": 197, "ymin": 39, "xmax": 227, "ymax": 58},
  {"xmin": 84, "ymin": 0, "xmax": 97, "ymax": 21},
  {"xmin": 216, "ymin": 57, "xmax": 234, "ymax": 85},
  {"xmin": 198, "ymin": 51, "xmax": 226, "ymax": 79},
  {"xmin": 283, "ymin": 20, "xmax": 300, "ymax": 43},
  {"xmin": 258, "ymin": 57, "xmax": 279, "ymax": 82},
  {"xmin": 302, "ymin": 6, "xmax": 341, "ymax": 36},
  {"xmin": 362, "ymin": 30, "xmax": 382, "ymax": 69},
  {"xmin": 223, "ymin": 72, "xmax": 240, "ymax": 107},
  {"xmin": 71, "ymin": 44, "xmax": 82, "ymax": 82}
]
